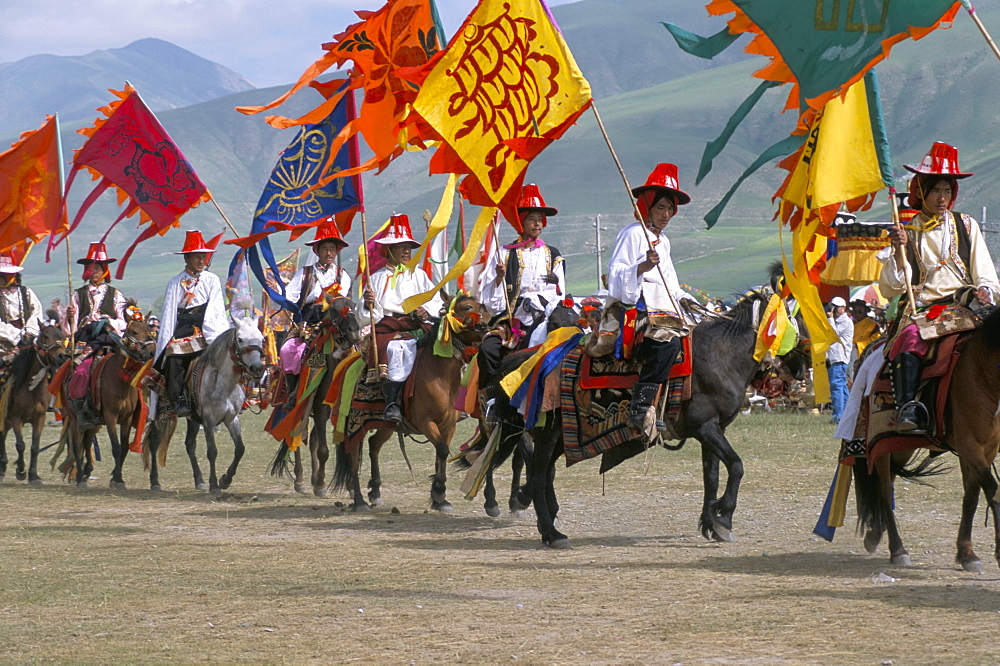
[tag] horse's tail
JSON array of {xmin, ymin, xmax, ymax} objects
[
  {"xmin": 0, "ymin": 380, "xmax": 12, "ymax": 430},
  {"xmin": 894, "ymin": 451, "xmax": 950, "ymax": 484},
  {"xmin": 332, "ymin": 441, "xmax": 351, "ymax": 492},
  {"xmin": 450, "ymin": 427, "xmax": 487, "ymax": 471},
  {"xmin": 852, "ymin": 457, "xmax": 885, "ymax": 538},
  {"xmin": 141, "ymin": 416, "xmax": 176, "ymax": 470},
  {"xmin": 269, "ymin": 441, "xmax": 292, "ymax": 479}
]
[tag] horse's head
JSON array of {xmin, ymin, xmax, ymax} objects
[
  {"xmin": 324, "ymin": 296, "xmax": 363, "ymax": 348},
  {"xmin": 446, "ymin": 293, "xmax": 490, "ymax": 345},
  {"xmin": 579, "ymin": 297, "xmax": 604, "ymax": 332},
  {"xmin": 233, "ymin": 316, "xmax": 266, "ymax": 381},
  {"xmin": 122, "ymin": 318, "xmax": 156, "ymax": 362},
  {"xmin": 546, "ymin": 296, "xmax": 582, "ymax": 333},
  {"xmin": 35, "ymin": 324, "xmax": 69, "ymax": 368}
]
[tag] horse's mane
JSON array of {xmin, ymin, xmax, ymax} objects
[
  {"xmin": 200, "ymin": 326, "xmax": 235, "ymax": 369},
  {"xmin": 979, "ymin": 305, "xmax": 1000, "ymax": 350},
  {"xmin": 698, "ymin": 290, "xmax": 767, "ymax": 337},
  {"xmin": 418, "ymin": 295, "xmax": 475, "ymax": 349},
  {"xmin": 6, "ymin": 344, "xmax": 39, "ymax": 388}
]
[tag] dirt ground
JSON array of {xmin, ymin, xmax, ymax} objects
[{"xmin": 3, "ymin": 410, "xmax": 1000, "ymax": 664}]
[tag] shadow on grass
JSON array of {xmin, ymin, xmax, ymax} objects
[{"xmin": 1, "ymin": 482, "xmax": 290, "ymax": 504}]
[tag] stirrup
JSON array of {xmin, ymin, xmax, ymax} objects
[
  {"xmin": 896, "ymin": 401, "xmax": 928, "ymax": 434},
  {"xmin": 384, "ymin": 403, "xmax": 402, "ymax": 425}
]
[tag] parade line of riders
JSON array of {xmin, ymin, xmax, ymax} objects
[{"xmin": 1, "ymin": 143, "xmax": 995, "ymax": 442}]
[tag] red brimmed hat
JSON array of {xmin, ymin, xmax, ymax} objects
[
  {"xmin": 306, "ymin": 218, "xmax": 349, "ymax": 249},
  {"xmin": 904, "ymin": 142, "xmax": 973, "ymax": 179},
  {"xmin": 374, "ymin": 214, "xmax": 419, "ymax": 248},
  {"xmin": 175, "ymin": 230, "xmax": 218, "ymax": 254},
  {"xmin": 77, "ymin": 241, "xmax": 117, "ymax": 265},
  {"xmin": 0, "ymin": 254, "xmax": 24, "ymax": 274},
  {"xmin": 631, "ymin": 163, "xmax": 691, "ymax": 205},
  {"xmin": 517, "ymin": 184, "xmax": 557, "ymax": 218}
]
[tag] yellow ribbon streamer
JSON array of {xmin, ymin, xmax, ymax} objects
[
  {"xmin": 498, "ymin": 326, "xmax": 581, "ymax": 399},
  {"xmin": 405, "ymin": 173, "xmax": 458, "ymax": 272}
]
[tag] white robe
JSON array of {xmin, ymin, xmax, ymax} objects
[
  {"xmin": 607, "ymin": 222, "xmax": 694, "ymax": 316},
  {"xmin": 154, "ymin": 269, "xmax": 229, "ymax": 363},
  {"xmin": 478, "ymin": 242, "xmax": 565, "ymax": 325},
  {"xmin": 0, "ymin": 284, "xmax": 43, "ymax": 347},
  {"xmin": 62, "ymin": 283, "xmax": 129, "ymax": 337},
  {"xmin": 285, "ymin": 263, "xmax": 351, "ymax": 307}
]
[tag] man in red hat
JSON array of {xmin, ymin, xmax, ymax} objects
[
  {"xmin": 153, "ymin": 230, "xmax": 229, "ymax": 418},
  {"xmin": 62, "ymin": 242, "xmax": 132, "ymax": 352},
  {"xmin": 880, "ymin": 142, "xmax": 1000, "ymax": 431},
  {"xmin": 360, "ymin": 214, "xmax": 444, "ymax": 424},
  {"xmin": 477, "ymin": 184, "xmax": 565, "ymax": 401},
  {"xmin": 601, "ymin": 163, "xmax": 698, "ymax": 433},
  {"xmin": 279, "ymin": 219, "xmax": 352, "ymax": 403},
  {"xmin": 0, "ymin": 254, "xmax": 43, "ymax": 358}
]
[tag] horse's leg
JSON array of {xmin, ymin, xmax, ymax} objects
[
  {"xmin": 877, "ymin": 455, "xmax": 910, "ymax": 566},
  {"xmin": 0, "ymin": 427, "xmax": 7, "ymax": 482},
  {"xmin": 511, "ymin": 431, "xmax": 534, "ymax": 514},
  {"xmin": 218, "ymin": 416, "xmax": 246, "ymax": 491},
  {"xmin": 27, "ymin": 415, "xmax": 44, "ymax": 485},
  {"xmin": 13, "ymin": 422, "xmax": 27, "ymax": 481},
  {"xmin": 147, "ymin": 421, "xmax": 162, "ymax": 491},
  {"xmin": 425, "ymin": 421, "xmax": 454, "ymax": 513},
  {"xmin": 955, "ymin": 457, "xmax": 987, "ymax": 572},
  {"xmin": 183, "ymin": 419, "xmax": 207, "ymax": 491},
  {"xmin": 73, "ymin": 426, "xmax": 93, "ymax": 488},
  {"xmin": 529, "ymin": 419, "xmax": 569, "ymax": 548},
  {"xmin": 310, "ymin": 406, "xmax": 330, "ymax": 498},
  {"xmin": 203, "ymin": 422, "xmax": 221, "ymax": 495},
  {"xmin": 507, "ymin": 446, "xmax": 527, "ymax": 517},
  {"xmin": 108, "ymin": 415, "xmax": 127, "ymax": 491},
  {"xmin": 293, "ymin": 448, "xmax": 307, "ymax": 495},
  {"xmin": 349, "ymin": 433, "xmax": 369, "ymax": 512},
  {"xmin": 367, "ymin": 429, "xmax": 392, "ymax": 507},
  {"xmin": 699, "ymin": 447, "xmax": 722, "ymax": 541},
  {"xmin": 693, "ymin": 420, "xmax": 743, "ymax": 543}
]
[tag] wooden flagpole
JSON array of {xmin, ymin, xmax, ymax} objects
[
  {"xmin": 54, "ymin": 113, "xmax": 74, "ymax": 333},
  {"xmin": 962, "ymin": 1, "xmax": 1000, "ymax": 61},
  {"xmin": 360, "ymin": 209, "xmax": 379, "ymax": 380},
  {"xmin": 492, "ymin": 213, "xmax": 515, "ymax": 326},
  {"xmin": 590, "ymin": 102, "xmax": 685, "ymax": 318},
  {"xmin": 888, "ymin": 189, "xmax": 919, "ymax": 314}
]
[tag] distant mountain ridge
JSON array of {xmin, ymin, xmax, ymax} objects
[{"xmin": 0, "ymin": 38, "xmax": 254, "ymax": 132}]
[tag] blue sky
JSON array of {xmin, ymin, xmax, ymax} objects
[{"xmin": 0, "ymin": 0, "xmax": 578, "ymax": 87}]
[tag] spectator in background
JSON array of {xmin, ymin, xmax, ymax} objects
[
  {"xmin": 826, "ymin": 296, "xmax": 853, "ymax": 424},
  {"xmin": 850, "ymin": 299, "xmax": 882, "ymax": 357}
]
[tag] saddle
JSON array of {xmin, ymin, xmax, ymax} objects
[{"xmin": 855, "ymin": 332, "xmax": 969, "ymax": 469}]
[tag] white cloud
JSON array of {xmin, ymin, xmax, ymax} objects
[{"xmin": 1, "ymin": 0, "xmax": 578, "ymax": 87}]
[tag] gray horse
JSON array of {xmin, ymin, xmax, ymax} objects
[{"xmin": 143, "ymin": 316, "xmax": 265, "ymax": 493}]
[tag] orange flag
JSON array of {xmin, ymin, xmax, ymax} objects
[
  {"xmin": 0, "ymin": 115, "xmax": 65, "ymax": 254},
  {"xmin": 237, "ymin": 0, "xmax": 443, "ymax": 180}
]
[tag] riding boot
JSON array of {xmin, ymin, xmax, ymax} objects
[
  {"xmin": 383, "ymin": 380, "xmax": 405, "ymax": 425},
  {"xmin": 479, "ymin": 388, "xmax": 498, "ymax": 430},
  {"xmin": 627, "ymin": 382, "xmax": 661, "ymax": 431},
  {"xmin": 893, "ymin": 352, "xmax": 925, "ymax": 432},
  {"xmin": 175, "ymin": 395, "xmax": 192, "ymax": 419},
  {"xmin": 70, "ymin": 397, "xmax": 101, "ymax": 428}
]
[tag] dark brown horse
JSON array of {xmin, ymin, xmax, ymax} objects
[
  {"xmin": 63, "ymin": 319, "xmax": 155, "ymax": 488},
  {"xmin": 854, "ymin": 304, "xmax": 1000, "ymax": 572},
  {"xmin": 0, "ymin": 325, "xmax": 69, "ymax": 484},
  {"xmin": 333, "ymin": 294, "xmax": 489, "ymax": 512},
  {"xmin": 493, "ymin": 290, "xmax": 773, "ymax": 547},
  {"xmin": 267, "ymin": 296, "xmax": 362, "ymax": 496}
]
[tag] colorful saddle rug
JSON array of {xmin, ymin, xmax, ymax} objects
[{"xmin": 852, "ymin": 331, "xmax": 969, "ymax": 470}]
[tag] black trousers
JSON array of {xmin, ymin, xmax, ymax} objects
[
  {"xmin": 477, "ymin": 334, "xmax": 504, "ymax": 386},
  {"xmin": 637, "ymin": 336, "xmax": 682, "ymax": 384}
]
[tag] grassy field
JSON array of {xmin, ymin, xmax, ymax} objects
[{"xmin": 3, "ymin": 409, "xmax": 1000, "ymax": 664}]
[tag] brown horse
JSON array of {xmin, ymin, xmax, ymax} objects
[
  {"xmin": 267, "ymin": 296, "xmax": 362, "ymax": 496},
  {"xmin": 854, "ymin": 304, "xmax": 1000, "ymax": 572},
  {"xmin": 333, "ymin": 294, "xmax": 488, "ymax": 512},
  {"xmin": 62, "ymin": 319, "xmax": 156, "ymax": 488},
  {"xmin": 0, "ymin": 325, "xmax": 69, "ymax": 484}
]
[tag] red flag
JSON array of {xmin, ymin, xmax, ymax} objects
[
  {"xmin": 53, "ymin": 85, "xmax": 211, "ymax": 277},
  {"xmin": 0, "ymin": 115, "xmax": 65, "ymax": 254}
]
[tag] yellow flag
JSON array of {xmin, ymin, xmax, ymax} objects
[{"xmin": 412, "ymin": 0, "xmax": 592, "ymax": 206}]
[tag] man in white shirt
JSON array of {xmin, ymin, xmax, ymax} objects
[
  {"xmin": 360, "ymin": 214, "xmax": 444, "ymax": 424},
  {"xmin": 0, "ymin": 254, "xmax": 42, "ymax": 356},
  {"xmin": 604, "ymin": 163, "xmax": 698, "ymax": 432},
  {"xmin": 826, "ymin": 296, "xmax": 853, "ymax": 425},
  {"xmin": 154, "ymin": 231, "xmax": 229, "ymax": 418},
  {"xmin": 880, "ymin": 142, "xmax": 999, "ymax": 431},
  {"xmin": 62, "ymin": 242, "xmax": 130, "ymax": 352}
]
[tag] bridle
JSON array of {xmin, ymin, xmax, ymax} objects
[{"xmin": 228, "ymin": 329, "xmax": 265, "ymax": 382}]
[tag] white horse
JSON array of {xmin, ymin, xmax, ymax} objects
[{"xmin": 143, "ymin": 316, "xmax": 265, "ymax": 494}]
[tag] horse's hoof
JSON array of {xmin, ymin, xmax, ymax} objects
[
  {"xmin": 76, "ymin": 480, "xmax": 88, "ymax": 488},
  {"xmin": 961, "ymin": 558, "xmax": 985, "ymax": 574},
  {"xmin": 369, "ymin": 495, "xmax": 383, "ymax": 506},
  {"xmin": 485, "ymin": 504, "xmax": 501, "ymax": 518},
  {"xmin": 891, "ymin": 553, "xmax": 912, "ymax": 567},
  {"xmin": 710, "ymin": 520, "xmax": 737, "ymax": 543},
  {"xmin": 110, "ymin": 481, "xmax": 127, "ymax": 491},
  {"xmin": 544, "ymin": 535, "xmax": 572, "ymax": 549},
  {"xmin": 150, "ymin": 485, "xmax": 162, "ymax": 492},
  {"xmin": 16, "ymin": 471, "xmax": 27, "ymax": 481},
  {"xmin": 314, "ymin": 487, "xmax": 329, "ymax": 499},
  {"xmin": 352, "ymin": 503, "xmax": 371, "ymax": 513},
  {"xmin": 219, "ymin": 474, "xmax": 232, "ymax": 490},
  {"xmin": 210, "ymin": 487, "xmax": 223, "ymax": 497},
  {"xmin": 432, "ymin": 501, "xmax": 454, "ymax": 514},
  {"xmin": 863, "ymin": 531, "xmax": 881, "ymax": 554},
  {"xmin": 510, "ymin": 509, "xmax": 527, "ymax": 519},
  {"xmin": 195, "ymin": 482, "xmax": 208, "ymax": 491},
  {"xmin": 0, "ymin": 475, "xmax": 5, "ymax": 483},
  {"xmin": 29, "ymin": 478, "xmax": 43, "ymax": 486},
  {"xmin": 293, "ymin": 485, "xmax": 309, "ymax": 495}
]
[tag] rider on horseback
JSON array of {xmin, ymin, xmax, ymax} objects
[
  {"xmin": 153, "ymin": 231, "xmax": 229, "ymax": 419},
  {"xmin": 279, "ymin": 219, "xmax": 351, "ymax": 405},
  {"xmin": 600, "ymin": 163, "xmax": 698, "ymax": 433},
  {"xmin": 0, "ymin": 254, "xmax": 42, "ymax": 364},
  {"xmin": 880, "ymin": 142, "xmax": 1000, "ymax": 432},
  {"xmin": 360, "ymin": 214, "xmax": 444, "ymax": 425}
]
